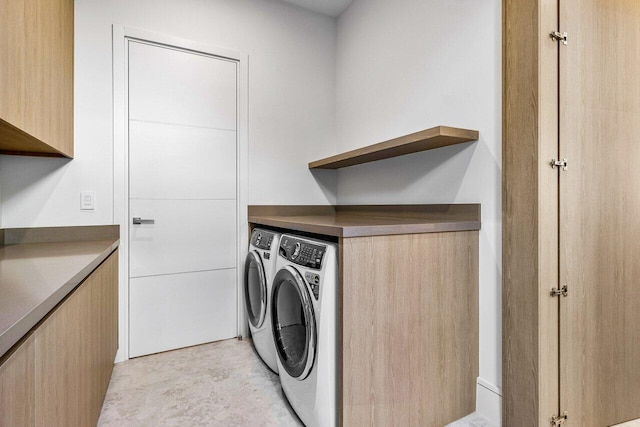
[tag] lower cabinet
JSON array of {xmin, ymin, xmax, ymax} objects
[
  {"xmin": 341, "ymin": 231, "xmax": 479, "ymax": 426},
  {"xmin": 0, "ymin": 334, "xmax": 35, "ymax": 426},
  {"xmin": 0, "ymin": 249, "xmax": 118, "ymax": 427}
]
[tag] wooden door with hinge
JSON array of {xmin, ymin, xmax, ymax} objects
[{"xmin": 558, "ymin": 0, "xmax": 640, "ymax": 425}]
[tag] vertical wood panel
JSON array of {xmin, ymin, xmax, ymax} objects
[
  {"xmin": 341, "ymin": 232, "xmax": 478, "ymax": 426},
  {"xmin": 0, "ymin": 334, "xmax": 35, "ymax": 427},
  {"xmin": 559, "ymin": 1, "xmax": 640, "ymax": 425},
  {"xmin": 502, "ymin": 0, "xmax": 560, "ymax": 424},
  {"xmin": 35, "ymin": 251, "xmax": 118, "ymax": 427},
  {"xmin": 23, "ymin": 0, "xmax": 74, "ymax": 156},
  {"xmin": 337, "ymin": 237, "xmax": 345, "ymax": 427},
  {"xmin": 538, "ymin": 0, "xmax": 561, "ymax": 423},
  {"xmin": 0, "ymin": 0, "xmax": 73, "ymax": 157},
  {"xmin": 503, "ymin": 5, "xmax": 541, "ymax": 420},
  {"xmin": 35, "ymin": 288, "xmax": 80, "ymax": 425},
  {"xmin": 0, "ymin": 0, "xmax": 26, "ymax": 129}
]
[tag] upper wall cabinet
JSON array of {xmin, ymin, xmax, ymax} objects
[{"xmin": 0, "ymin": 0, "xmax": 74, "ymax": 158}]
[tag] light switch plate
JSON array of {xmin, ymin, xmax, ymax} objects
[{"xmin": 80, "ymin": 191, "xmax": 95, "ymax": 210}]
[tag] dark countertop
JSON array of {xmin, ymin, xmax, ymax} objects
[
  {"xmin": 248, "ymin": 204, "xmax": 481, "ymax": 237},
  {"xmin": 0, "ymin": 226, "xmax": 119, "ymax": 359}
]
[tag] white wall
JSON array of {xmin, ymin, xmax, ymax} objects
[
  {"xmin": 0, "ymin": 0, "xmax": 337, "ymax": 228},
  {"xmin": 335, "ymin": 0, "xmax": 502, "ymax": 422}
]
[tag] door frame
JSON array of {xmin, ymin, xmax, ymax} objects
[{"xmin": 112, "ymin": 25, "xmax": 249, "ymax": 362}]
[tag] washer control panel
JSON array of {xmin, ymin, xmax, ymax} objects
[
  {"xmin": 279, "ymin": 236, "xmax": 326, "ymax": 270},
  {"xmin": 251, "ymin": 229, "xmax": 274, "ymax": 251}
]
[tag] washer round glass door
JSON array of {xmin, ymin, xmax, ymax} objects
[
  {"xmin": 244, "ymin": 251, "xmax": 267, "ymax": 329},
  {"xmin": 271, "ymin": 266, "xmax": 316, "ymax": 379}
]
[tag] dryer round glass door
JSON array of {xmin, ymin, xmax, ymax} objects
[
  {"xmin": 244, "ymin": 251, "xmax": 267, "ymax": 328},
  {"xmin": 271, "ymin": 266, "xmax": 316, "ymax": 379}
]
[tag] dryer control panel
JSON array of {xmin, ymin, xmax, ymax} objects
[
  {"xmin": 279, "ymin": 236, "xmax": 326, "ymax": 270},
  {"xmin": 251, "ymin": 229, "xmax": 275, "ymax": 251}
]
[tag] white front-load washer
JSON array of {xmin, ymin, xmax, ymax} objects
[
  {"xmin": 271, "ymin": 233, "xmax": 338, "ymax": 427},
  {"xmin": 244, "ymin": 228, "xmax": 281, "ymax": 373}
]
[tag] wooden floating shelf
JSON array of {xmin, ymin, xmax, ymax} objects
[{"xmin": 309, "ymin": 125, "xmax": 479, "ymax": 170}]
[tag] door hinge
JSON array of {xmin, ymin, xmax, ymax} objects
[
  {"xmin": 551, "ymin": 411, "xmax": 568, "ymax": 426},
  {"xmin": 550, "ymin": 31, "xmax": 568, "ymax": 45},
  {"xmin": 551, "ymin": 158, "xmax": 568, "ymax": 171},
  {"xmin": 550, "ymin": 285, "xmax": 568, "ymax": 298}
]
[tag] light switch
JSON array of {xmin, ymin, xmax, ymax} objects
[{"xmin": 80, "ymin": 191, "xmax": 95, "ymax": 210}]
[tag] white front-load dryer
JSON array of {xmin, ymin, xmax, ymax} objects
[
  {"xmin": 271, "ymin": 233, "xmax": 338, "ymax": 427},
  {"xmin": 244, "ymin": 228, "xmax": 281, "ymax": 373}
]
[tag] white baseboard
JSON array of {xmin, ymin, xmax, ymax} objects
[
  {"xmin": 114, "ymin": 348, "xmax": 127, "ymax": 364},
  {"xmin": 476, "ymin": 377, "xmax": 502, "ymax": 426}
]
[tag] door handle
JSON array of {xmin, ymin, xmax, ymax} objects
[{"xmin": 132, "ymin": 217, "xmax": 155, "ymax": 225}]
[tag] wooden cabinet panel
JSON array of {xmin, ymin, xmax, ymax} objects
[
  {"xmin": 502, "ymin": 0, "xmax": 560, "ymax": 425},
  {"xmin": 0, "ymin": 334, "xmax": 35, "ymax": 427},
  {"xmin": 35, "ymin": 250, "xmax": 118, "ymax": 427},
  {"xmin": 341, "ymin": 232, "xmax": 478, "ymax": 427},
  {"xmin": 0, "ymin": 0, "xmax": 26, "ymax": 129},
  {"xmin": 504, "ymin": 0, "xmax": 640, "ymax": 424},
  {"xmin": 0, "ymin": 0, "xmax": 73, "ymax": 157},
  {"xmin": 559, "ymin": 1, "xmax": 640, "ymax": 425},
  {"xmin": 23, "ymin": 0, "xmax": 74, "ymax": 156}
]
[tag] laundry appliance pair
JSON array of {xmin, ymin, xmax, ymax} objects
[{"xmin": 244, "ymin": 228, "xmax": 338, "ymax": 427}]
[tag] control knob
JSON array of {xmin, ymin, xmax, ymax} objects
[{"xmin": 291, "ymin": 242, "xmax": 301, "ymax": 259}]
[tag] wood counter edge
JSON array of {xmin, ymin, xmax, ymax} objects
[
  {"xmin": 1, "ymin": 225, "xmax": 120, "ymax": 246},
  {"xmin": 249, "ymin": 216, "xmax": 481, "ymax": 237},
  {"xmin": 248, "ymin": 204, "xmax": 481, "ymax": 237}
]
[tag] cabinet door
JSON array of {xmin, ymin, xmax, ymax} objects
[
  {"xmin": 341, "ymin": 233, "xmax": 478, "ymax": 426},
  {"xmin": 0, "ymin": 0, "xmax": 26, "ymax": 129},
  {"xmin": 0, "ymin": 334, "xmax": 35, "ymax": 426},
  {"xmin": 0, "ymin": 0, "xmax": 73, "ymax": 157},
  {"xmin": 35, "ymin": 251, "xmax": 118, "ymax": 427},
  {"xmin": 23, "ymin": 0, "xmax": 74, "ymax": 156},
  {"xmin": 559, "ymin": 1, "xmax": 640, "ymax": 425}
]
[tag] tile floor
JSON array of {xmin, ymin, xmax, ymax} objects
[{"xmin": 98, "ymin": 339, "xmax": 496, "ymax": 426}]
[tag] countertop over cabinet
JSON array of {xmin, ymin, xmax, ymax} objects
[
  {"xmin": 0, "ymin": 226, "xmax": 119, "ymax": 358},
  {"xmin": 248, "ymin": 204, "xmax": 481, "ymax": 237},
  {"xmin": 248, "ymin": 203, "xmax": 480, "ymax": 425}
]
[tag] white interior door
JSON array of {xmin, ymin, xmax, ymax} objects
[{"xmin": 127, "ymin": 40, "xmax": 238, "ymax": 358}]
